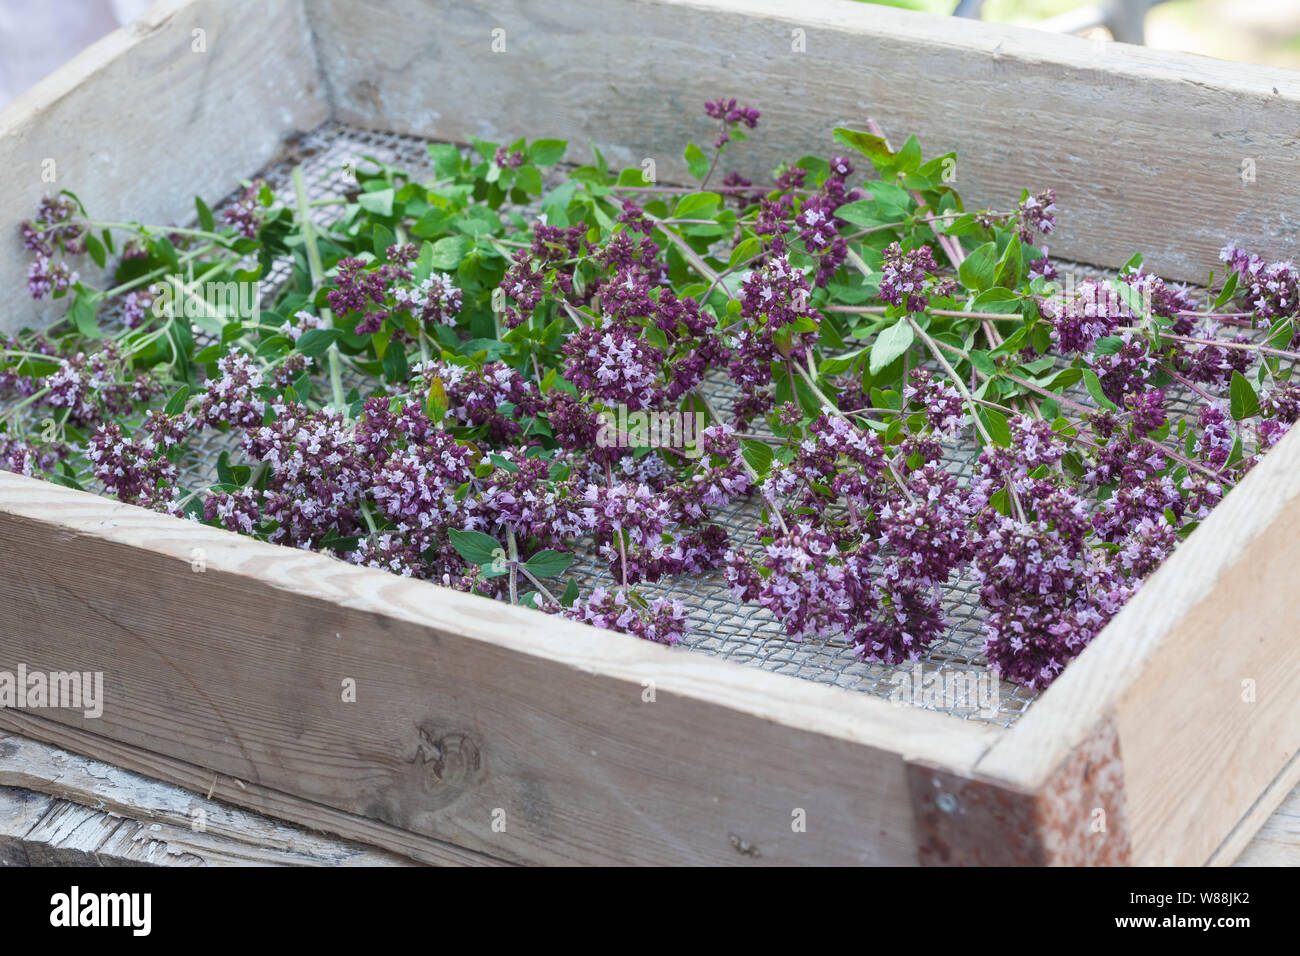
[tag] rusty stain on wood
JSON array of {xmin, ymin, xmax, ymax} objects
[{"xmin": 909, "ymin": 716, "xmax": 1130, "ymax": 866}]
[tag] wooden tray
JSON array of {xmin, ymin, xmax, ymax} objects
[{"xmin": 1, "ymin": 0, "xmax": 1298, "ymax": 866}]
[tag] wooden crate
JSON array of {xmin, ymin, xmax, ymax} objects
[{"xmin": 1, "ymin": 0, "xmax": 1298, "ymax": 866}]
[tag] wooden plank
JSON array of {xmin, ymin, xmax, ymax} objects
[
  {"xmin": 0, "ymin": 710, "xmax": 503, "ymax": 866},
  {"xmin": 1232, "ymin": 776, "xmax": 1300, "ymax": 867},
  {"xmin": 976, "ymin": 421, "xmax": 1300, "ymax": 865},
  {"xmin": 308, "ymin": 0, "xmax": 1300, "ymax": 284},
  {"xmin": 0, "ymin": 0, "xmax": 327, "ymax": 333},
  {"xmin": 0, "ymin": 730, "xmax": 416, "ymax": 866},
  {"xmin": 1210, "ymin": 745, "xmax": 1300, "ymax": 867},
  {"xmin": 0, "ymin": 470, "xmax": 997, "ymax": 866}
]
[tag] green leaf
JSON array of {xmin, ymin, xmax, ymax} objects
[
  {"xmin": 616, "ymin": 167, "xmax": 648, "ymax": 187},
  {"xmin": 968, "ymin": 349, "xmax": 996, "ymax": 377},
  {"xmin": 1082, "ymin": 369, "xmax": 1119, "ymax": 411},
  {"xmin": 382, "ymin": 340, "xmax": 408, "ymax": 382},
  {"xmin": 449, "ymin": 529, "xmax": 503, "ymax": 567},
  {"xmin": 358, "ymin": 188, "xmax": 395, "ymax": 217},
  {"xmin": 895, "ymin": 135, "xmax": 922, "ymax": 174},
  {"xmin": 429, "ymin": 235, "xmax": 471, "ymax": 270},
  {"xmin": 970, "ymin": 287, "xmax": 1022, "ymax": 313},
  {"xmin": 1041, "ymin": 367, "xmax": 1083, "ymax": 392},
  {"xmin": 155, "ymin": 236, "xmax": 181, "ymax": 273},
  {"xmin": 1230, "ymin": 370, "xmax": 1260, "ymax": 421},
  {"xmin": 1267, "ymin": 317, "xmax": 1295, "ymax": 351},
  {"xmin": 861, "ymin": 181, "xmax": 911, "ymax": 218},
  {"xmin": 684, "ymin": 142, "xmax": 710, "ymax": 180},
  {"xmin": 1110, "ymin": 278, "xmax": 1148, "ymax": 320},
  {"xmin": 164, "ymin": 385, "xmax": 190, "ymax": 416},
  {"xmin": 942, "ymin": 213, "xmax": 982, "ymax": 237},
  {"xmin": 296, "ymin": 327, "xmax": 342, "ymax": 357},
  {"xmin": 195, "ymin": 196, "xmax": 215, "ymax": 233},
  {"xmin": 67, "ymin": 289, "xmax": 103, "ymax": 339},
  {"xmin": 976, "ymin": 406, "xmax": 1011, "ymax": 447},
  {"xmin": 425, "ymin": 374, "xmax": 447, "ymax": 422},
  {"xmin": 540, "ymin": 181, "xmax": 578, "ymax": 227},
  {"xmin": 515, "ymin": 164, "xmax": 543, "ymax": 195},
  {"xmin": 833, "ymin": 200, "xmax": 890, "ymax": 230},
  {"xmin": 523, "ymin": 549, "xmax": 574, "ymax": 578},
  {"xmin": 1214, "ymin": 270, "xmax": 1239, "ymax": 310},
  {"xmin": 740, "ymin": 439, "xmax": 774, "ymax": 477},
  {"xmin": 527, "ymin": 139, "xmax": 567, "ymax": 166},
  {"xmin": 993, "ymin": 234, "xmax": 1022, "ymax": 290},
  {"xmin": 831, "ymin": 128, "xmax": 894, "ymax": 169},
  {"xmin": 427, "ymin": 143, "xmax": 463, "ymax": 178},
  {"xmin": 372, "ymin": 223, "xmax": 396, "ymax": 259},
  {"xmin": 729, "ymin": 236, "xmax": 761, "ymax": 268},
  {"xmin": 216, "ymin": 451, "xmax": 235, "ymax": 486},
  {"xmin": 869, "ymin": 319, "xmax": 914, "ymax": 375},
  {"xmin": 411, "ymin": 207, "xmax": 452, "ymax": 239},
  {"xmin": 958, "ymin": 241, "xmax": 998, "ymax": 293},
  {"xmin": 673, "ymin": 192, "xmax": 721, "ymax": 219},
  {"xmin": 84, "ymin": 233, "xmax": 107, "ymax": 269}
]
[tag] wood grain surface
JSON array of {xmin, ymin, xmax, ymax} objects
[{"xmin": 313, "ymin": 0, "xmax": 1300, "ymax": 284}]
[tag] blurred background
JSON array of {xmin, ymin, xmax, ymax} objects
[
  {"xmin": 867, "ymin": 0, "xmax": 1300, "ymax": 64},
  {"xmin": 2, "ymin": 0, "xmax": 1299, "ymax": 111}
]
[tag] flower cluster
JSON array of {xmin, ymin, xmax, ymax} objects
[
  {"xmin": 1043, "ymin": 278, "xmax": 1129, "ymax": 353},
  {"xmin": 879, "ymin": 243, "xmax": 948, "ymax": 313},
  {"xmin": 1014, "ymin": 189, "xmax": 1056, "ymax": 242},
  {"xmin": 704, "ymin": 98, "xmax": 760, "ymax": 148},
  {"xmin": 1220, "ymin": 242, "xmax": 1299, "ymax": 322},
  {"xmin": 223, "ymin": 180, "xmax": 265, "ymax": 239}
]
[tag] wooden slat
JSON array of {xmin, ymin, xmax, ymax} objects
[
  {"xmin": 976, "ymin": 422, "xmax": 1300, "ymax": 865},
  {"xmin": 1233, "ymin": 776, "xmax": 1300, "ymax": 867},
  {"xmin": 0, "ymin": 470, "xmax": 996, "ymax": 866},
  {"xmin": 0, "ymin": 0, "xmax": 327, "ymax": 333},
  {"xmin": 0, "ymin": 730, "xmax": 419, "ymax": 866},
  {"xmin": 308, "ymin": 0, "xmax": 1300, "ymax": 285},
  {"xmin": 0, "ymin": 711, "xmax": 503, "ymax": 866}
]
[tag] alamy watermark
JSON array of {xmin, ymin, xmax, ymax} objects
[
  {"xmin": 888, "ymin": 663, "xmax": 999, "ymax": 719},
  {"xmin": 50, "ymin": 886, "xmax": 150, "ymax": 936},
  {"xmin": 151, "ymin": 276, "xmax": 261, "ymax": 323},
  {"xmin": 0, "ymin": 665, "xmax": 103, "ymax": 718},
  {"xmin": 596, "ymin": 406, "xmax": 708, "ymax": 459}
]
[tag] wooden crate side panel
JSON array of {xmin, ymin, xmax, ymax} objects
[
  {"xmin": 0, "ymin": 472, "xmax": 996, "ymax": 866},
  {"xmin": 309, "ymin": 0, "xmax": 1300, "ymax": 284},
  {"xmin": 1112, "ymin": 514, "xmax": 1300, "ymax": 866},
  {"xmin": 977, "ymin": 423, "xmax": 1300, "ymax": 865},
  {"xmin": 0, "ymin": 0, "xmax": 328, "ymax": 334}
]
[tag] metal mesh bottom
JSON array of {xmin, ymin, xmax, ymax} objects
[
  {"xmin": 31, "ymin": 122, "xmax": 1060, "ymax": 726},
  {"xmin": 224, "ymin": 123, "xmax": 1041, "ymax": 727}
]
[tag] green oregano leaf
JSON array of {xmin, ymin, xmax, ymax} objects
[
  {"xmin": 869, "ymin": 318, "xmax": 914, "ymax": 376},
  {"xmin": 1083, "ymin": 369, "xmax": 1119, "ymax": 411},
  {"xmin": 1230, "ymin": 370, "xmax": 1260, "ymax": 421}
]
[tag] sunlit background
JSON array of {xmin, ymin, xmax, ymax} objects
[{"xmin": 863, "ymin": 0, "xmax": 1300, "ymax": 68}]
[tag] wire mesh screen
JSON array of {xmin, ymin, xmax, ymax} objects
[{"xmin": 31, "ymin": 122, "xmax": 1051, "ymax": 727}]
